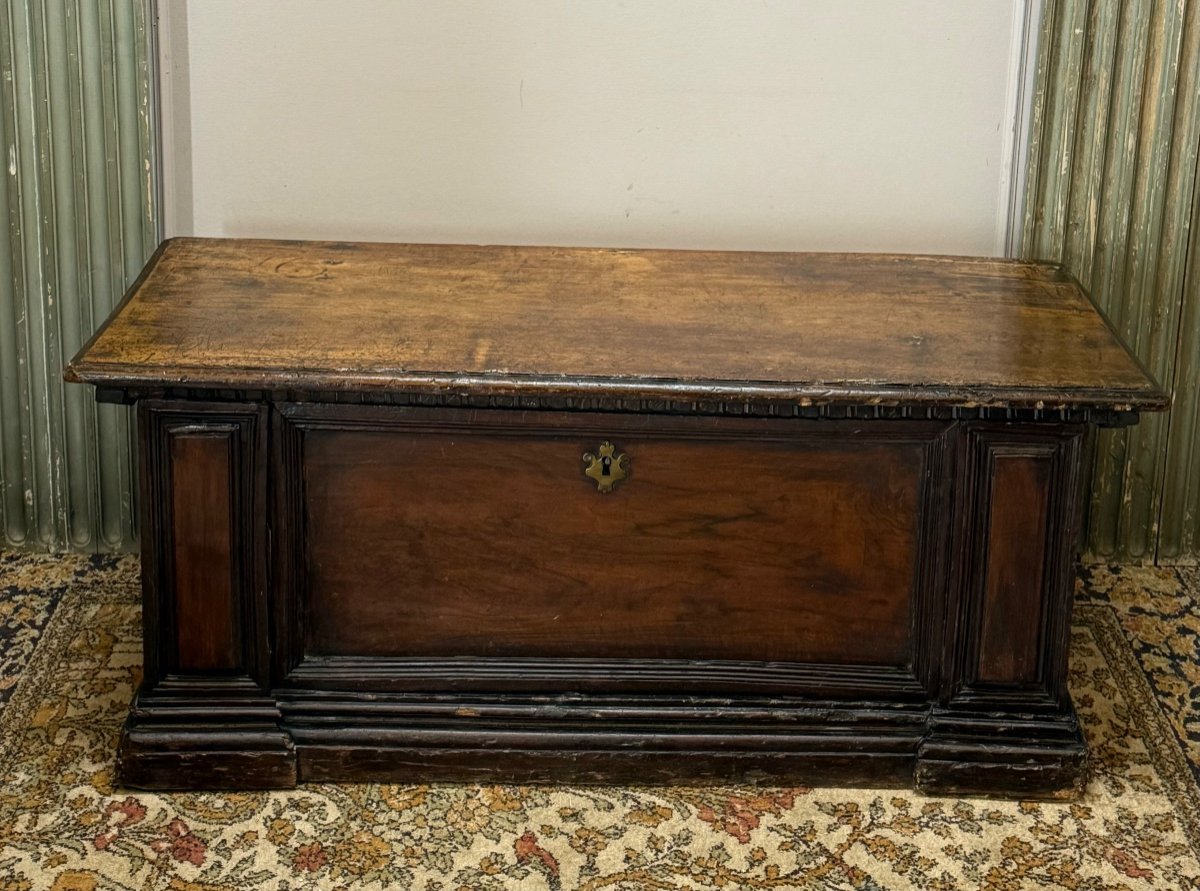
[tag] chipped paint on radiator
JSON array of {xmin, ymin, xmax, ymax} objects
[
  {"xmin": 0, "ymin": 0, "xmax": 157, "ymax": 552},
  {"xmin": 1022, "ymin": 0, "xmax": 1200, "ymax": 563}
]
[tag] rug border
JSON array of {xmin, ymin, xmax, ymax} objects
[
  {"xmin": 1076, "ymin": 601, "xmax": 1200, "ymax": 857},
  {"xmin": 0, "ymin": 562, "xmax": 138, "ymax": 771}
]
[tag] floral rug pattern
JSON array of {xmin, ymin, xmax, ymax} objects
[{"xmin": 1, "ymin": 555, "xmax": 1200, "ymax": 889}]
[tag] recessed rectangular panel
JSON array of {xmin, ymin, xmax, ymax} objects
[
  {"xmin": 977, "ymin": 453, "xmax": 1051, "ymax": 684},
  {"xmin": 170, "ymin": 431, "xmax": 237, "ymax": 671},
  {"xmin": 301, "ymin": 426, "xmax": 925, "ymax": 665}
]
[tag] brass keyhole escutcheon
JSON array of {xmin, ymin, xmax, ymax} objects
[{"xmin": 582, "ymin": 441, "xmax": 629, "ymax": 493}]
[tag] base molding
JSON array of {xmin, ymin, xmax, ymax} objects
[
  {"xmin": 117, "ymin": 724, "xmax": 297, "ymax": 790},
  {"xmin": 117, "ymin": 689, "xmax": 297, "ymax": 790},
  {"xmin": 914, "ymin": 708, "xmax": 1089, "ymax": 799},
  {"xmin": 113, "ymin": 691, "xmax": 1088, "ymax": 796},
  {"xmin": 296, "ymin": 745, "xmax": 914, "ymax": 787}
]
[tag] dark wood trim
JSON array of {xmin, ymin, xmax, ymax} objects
[
  {"xmin": 276, "ymin": 400, "xmax": 952, "ymax": 438},
  {"xmin": 118, "ymin": 710, "xmax": 296, "ymax": 791},
  {"xmin": 916, "ymin": 708, "xmax": 1087, "ymax": 798},
  {"xmin": 281, "ymin": 656, "xmax": 929, "ymax": 697},
  {"xmin": 295, "ymin": 748, "xmax": 916, "ymax": 788},
  {"xmin": 283, "ymin": 689, "xmax": 928, "ymax": 787},
  {"xmin": 93, "ymin": 385, "xmax": 1148, "ymax": 427},
  {"xmin": 75, "ymin": 373, "xmax": 1167, "ymax": 415},
  {"xmin": 912, "ymin": 422, "xmax": 958, "ymax": 697}
]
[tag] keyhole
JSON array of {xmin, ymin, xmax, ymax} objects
[{"xmin": 601, "ymin": 456, "xmax": 612, "ymax": 476}]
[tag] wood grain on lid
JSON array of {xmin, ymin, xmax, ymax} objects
[{"xmin": 66, "ymin": 237, "xmax": 1168, "ymax": 411}]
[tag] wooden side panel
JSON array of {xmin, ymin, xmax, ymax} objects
[
  {"xmin": 139, "ymin": 401, "xmax": 268, "ymax": 687},
  {"xmin": 119, "ymin": 400, "xmax": 296, "ymax": 790},
  {"xmin": 169, "ymin": 432, "xmax": 237, "ymax": 671},
  {"xmin": 977, "ymin": 455, "xmax": 1051, "ymax": 684},
  {"xmin": 948, "ymin": 424, "xmax": 1085, "ymax": 701},
  {"xmin": 917, "ymin": 422, "xmax": 1090, "ymax": 796}
]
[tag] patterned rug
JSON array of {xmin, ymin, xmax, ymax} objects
[{"xmin": 1, "ymin": 555, "xmax": 1200, "ymax": 890}]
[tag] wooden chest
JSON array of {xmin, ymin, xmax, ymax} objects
[{"xmin": 66, "ymin": 239, "xmax": 1167, "ymax": 796}]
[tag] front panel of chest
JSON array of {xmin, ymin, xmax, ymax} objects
[{"xmin": 270, "ymin": 404, "xmax": 956, "ymax": 696}]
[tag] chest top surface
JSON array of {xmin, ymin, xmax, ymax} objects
[{"xmin": 66, "ymin": 237, "xmax": 1166, "ymax": 412}]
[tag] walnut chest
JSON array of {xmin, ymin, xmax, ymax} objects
[{"xmin": 66, "ymin": 238, "xmax": 1167, "ymax": 795}]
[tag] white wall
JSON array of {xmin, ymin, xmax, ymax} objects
[{"xmin": 160, "ymin": 0, "xmax": 1036, "ymax": 256}]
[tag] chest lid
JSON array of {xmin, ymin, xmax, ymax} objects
[{"xmin": 66, "ymin": 237, "xmax": 1167, "ymax": 413}]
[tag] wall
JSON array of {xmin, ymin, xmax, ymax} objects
[{"xmin": 163, "ymin": 0, "xmax": 1032, "ymax": 255}]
